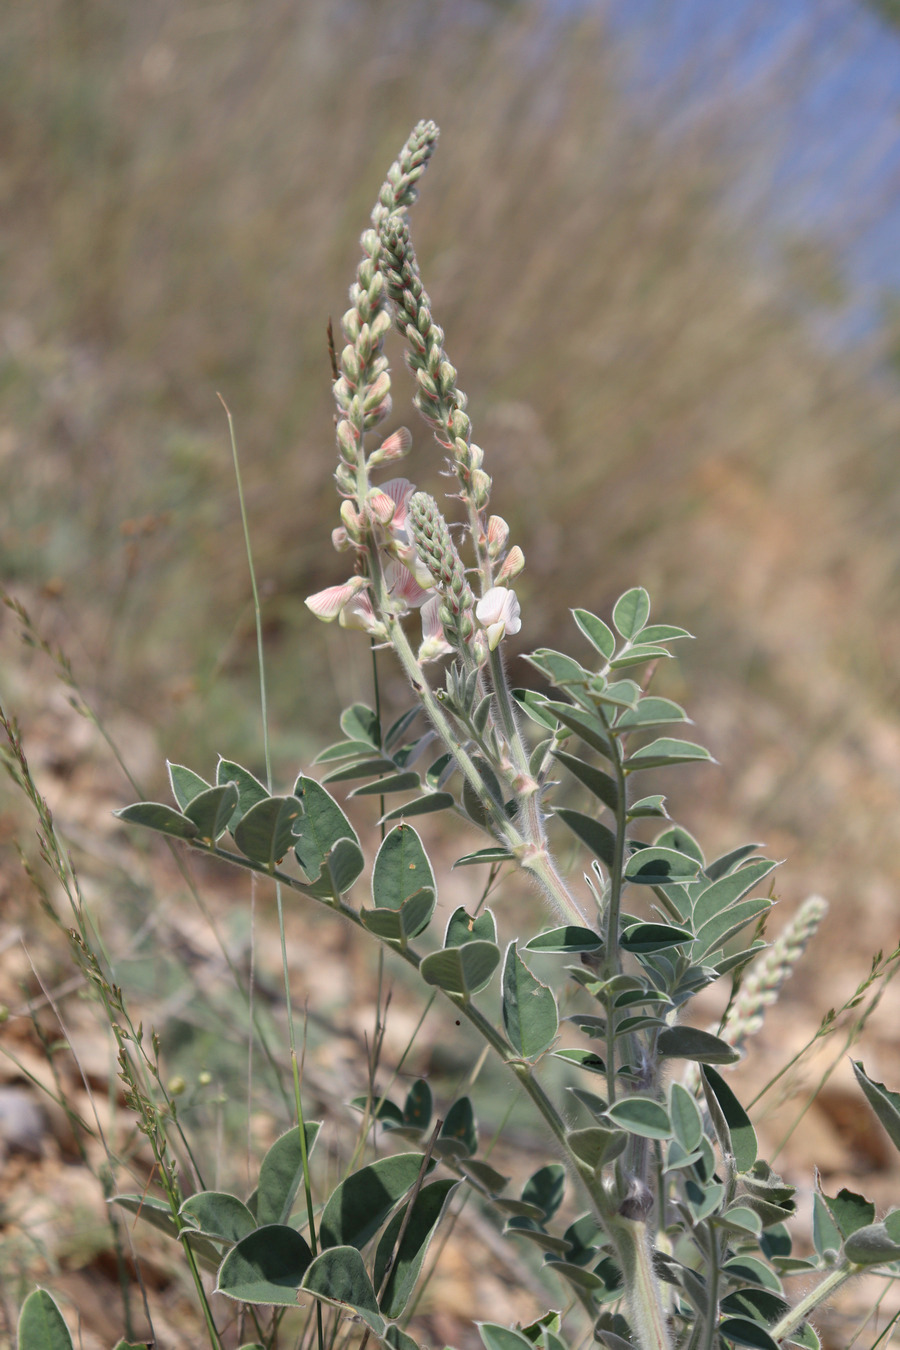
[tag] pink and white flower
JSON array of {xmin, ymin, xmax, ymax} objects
[
  {"xmin": 383, "ymin": 560, "xmax": 431, "ymax": 612},
  {"xmin": 417, "ymin": 594, "xmax": 454, "ymax": 662},
  {"xmin": 475, "ymin": 586, "xmax": 521, "ymax": 650},
  {"xmin": 305, "ymin": 576, "xmax": 369, "ymax": 622}
]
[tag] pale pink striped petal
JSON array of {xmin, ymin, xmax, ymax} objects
[
  {"xmin": 384, "ymin": 560, "xmax": 431, "ymax": 610},
  {"xmin": 305, "ymin": 576, "xmax": 367, "ymax": 622},
  {"xmin": 418, "ymin": 594, "xmax": 453, "ymax": 662}
]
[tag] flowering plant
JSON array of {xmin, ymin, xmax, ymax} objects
[{"xmin": 13, "ymin": 122, "xmax": 900, "ymax": 1350}]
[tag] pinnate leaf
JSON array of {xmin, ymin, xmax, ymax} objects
[
  {"xmin": 669, "ymin": 1082, "xmax": 703, "ymax": 1152},
  {"xmin": 627, "ymin": 738, "xmax": 714, "ymax": 770},
  {"xmin": 319, "ymin": 1153, "xmax": 429, "ymax": 1250},
  {"xmin": 421, "ymin": 942, "xmax": 500, "ymax": 997},
  {"xmin": 167, "ymin": 761, "xmax": 210, "ymax": 810},
  {"xmin": 444, "ymin": 906, "xmax": 497, "ymax": 946},
  {"xmin": 361, "ymin": 887, "xmax": 435, "ymax": 943},
  {"xmin": 301, "ymin": 1246, "xmax": 384, "ymax": 1332},
  {"xmin": 114, "ymin": 801, "xmax": 198, "ymax": 840},
  {"xmin": 624, "ymin": 847, "xmax": 701, "ymax": 885},
  {"xmin": 439, "ymin": 1098, "xmax": 478, "ymax": 1157},
  {"xmin": 180, "ymin": 1190, "xmax": 256, "ymax": 1243},
  {"xmin": 552, "ymin": 751, "xmax": 618, "ymax": 811},
  {"xmin": 479, "ymin": 1327, "xmax": 534, "ymax": 1350},
  {"xmin": 657, "ymin": 1026, "xmax": 740, "ymax": 1065},
  {"xmin": 374, "ymin": 1179, "xmax": 458, "ymax": 1316},
  {"xmin": 502, "ymin": 944, "xmax": 559, "ymax": 1059},
  {"xmin": 183, "ymin": 782, "xmax": 239, "ymax": 843},
  {"xmin": 217, "ymin": 757, "xmax": 269, "ymax": 825},
  {"xmin": 216, "ymin": 1225, "xmax": 314, "ymax": 1305},
  {"xmin": 293, "ymin": 777, "xmax": 358, "ymax": 879},
  {"xmin": 522, "ymin": 1163, "xmax": 566, "ymax": 1221},
  {"xmin": 17, "ymin": 1290, "xmax": 74, "ymax": 1350},
  {"xmin": 852, "ymin": 1061, "xmax": 900, "ymax": 1153},
  {"xmin": 340, "ymin": 703, "xmax": 380, "ymax": 746},
  {"xmin": 555, "ymin": 808, "xmax": 616, "ymax": 868},
  {"xmin": 612, "ymin": 587, "xmax": 650, "ymax": 639},
  {"xmin": 605, "ymin": 1097, "xmax": 672, "ymax": 1140},
  {"xmin": 702, "ymin": 1067, "xmax": 758, "ymax": 1172},
  {"xmin": 256, "ymin": 1122, "xmax": 321, "ymax": 1227},
  {"xmin": 718, "ymin": 1317, "xmax": 780, "ymax": 1349},
  {"xmin": 823, "ymin": 1186, "xmax": 875, "ymax": 1238},
  {"xmin": 380, "ymin": 792, "xmax": 455, "ymax": 822},
  {"xmin": 525, "ymin": 926, "xmax": 602, "ymax": 954},
  {"xmin": 621, "ymin": 922, "xmax": 692, "ymax": 953},
  {"xmin": 842, "ymin": 1222, "xmax": 900, "ymax": 1266},
  {"xmin": 572, "ymin": 608, "xmax": 616, "ymax": 660},
  {"xmin": 234, "ymin": 796, "xmax": 302, "ymax": 870},
  {"xmin": 372, "ymin": 824, "xmax": 435, "ymax": 910}
]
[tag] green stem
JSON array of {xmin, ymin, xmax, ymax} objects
[
  {"xmin": 699, "ymin": 1222, "xmax": 721, "ymax": 1350},
  {"xmin": 608, "ymin": 1215, "xmax": 673, "ymax": 1350},
  {"xmin": 221, "ymin": 396, "xmax": 271, "ymax": 788},
  {"xmin": 603, "ymin": 716, "xmax": 629, "ymax": 979},
  {"xmin": 770, "ymin": 1260, "xmax": 858, "ymax": 1344}
]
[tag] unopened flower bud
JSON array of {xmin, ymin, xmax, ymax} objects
[
  {"xmin": 364, "ymin": 370, "xmax": 392, "ymax": 412},
  {"xmin": 487, "ymin": 516, "xmax": 509, "ymax": 559},
  {"xmin": 356, "ymin": 323, "xmax": 372, "ymax": 361},
  {"xmin": 471, "ymin": 468, "xmax": 492, "ymax": 509},
  {"xmin": 339, "ymin": 499, "xmax": 364, "ymax": 537},
  {"xmin": 358, "ymin": 258, "xmax": 375, "ymax": 290},
  {"xmin": 439, "ymin": 360, "xmax": 457, "ymax": 394},
  {"xmin": 367, "ymin": 489, "xmax": 396, "ymax": 526},
  {"xmin": 450, "ymin": 410, "xmax": 470, "ymax": 439},
  {"xmin": 363, "ymin": 398, "xmax": 392, "ymax": 429},
  {"xmin": 370, "ymin": 308, "xmax": 392, "ymax": 341},
  {"xmin": 168, "ymin": 1076, "xmax": 186, "ymax": 1097},
  {"xmin": 497, "ymin": 545, "xmax": 525, "ymax": 582},
  {"xmin": 342, "ymin": 308, "xmax": 361, "ymax": 342},
  {"xmin": 415, "ymin": 367, "xmax": 438, "ymax": 398},
  {"xmin": 341, "ymin": 345, "xmax": 360, "ymax": 386},
  {"xmin": 331, "ymin": 526, "xmax": 351, "ymax": 552},
  {"xmin": 335, "ymin": 464, "xmax": 356, "ymax": 495},
  {"xmin": 336, "ymin": 419, "xmax": 358, "ymax": 462}
]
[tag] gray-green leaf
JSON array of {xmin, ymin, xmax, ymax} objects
[
  {"xmin": 502, "ymin": 943, "xmax": 559, "ymax": 1059},
  {"xmin": 216, "ymin": 1225, "xmax": 314, "ymax": 1305},
  {"xmin": 17, "ymin": 1290, "xmax": 74, "ymax": 1350}
]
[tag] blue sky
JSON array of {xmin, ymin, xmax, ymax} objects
[{"xmin": 600, "ymin": 0, "xmax": 900, "ymax": 343}]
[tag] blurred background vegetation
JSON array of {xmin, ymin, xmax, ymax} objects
[{"xmin": 3, "ymin": 0, "xmax": 900, "ymax": 954}]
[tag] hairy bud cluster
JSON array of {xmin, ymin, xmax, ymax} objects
[
  {"xmin": 721, "ymin": 895, "xmax": 829, "ymax": 1053},
  {"xmin": 332, "ymin": 122, "xmax": 440, "ymax": 493},
  {"xmin": 378, "ymin": 218, "xmax": 492, "ymax": 515},
  {"xmin": 407, "ymin": 492, "xmax": 475, "ymax": 647}
]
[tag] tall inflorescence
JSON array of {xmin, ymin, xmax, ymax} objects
[
  {"xmin": 721, "ymin": 894, "xmax": 829, "ymax": 1053},
  {"xmin": 332, "ymin": 121, "xmax": 440, "ymax": 503},
  {"xmin": 378, "ymin": 217, "xmax": 493, "ymax": 579}
]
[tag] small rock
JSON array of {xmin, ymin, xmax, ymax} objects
[{"xmin": 0, "ymin": 1085, "xmax": 47, "ymax": 1156}]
